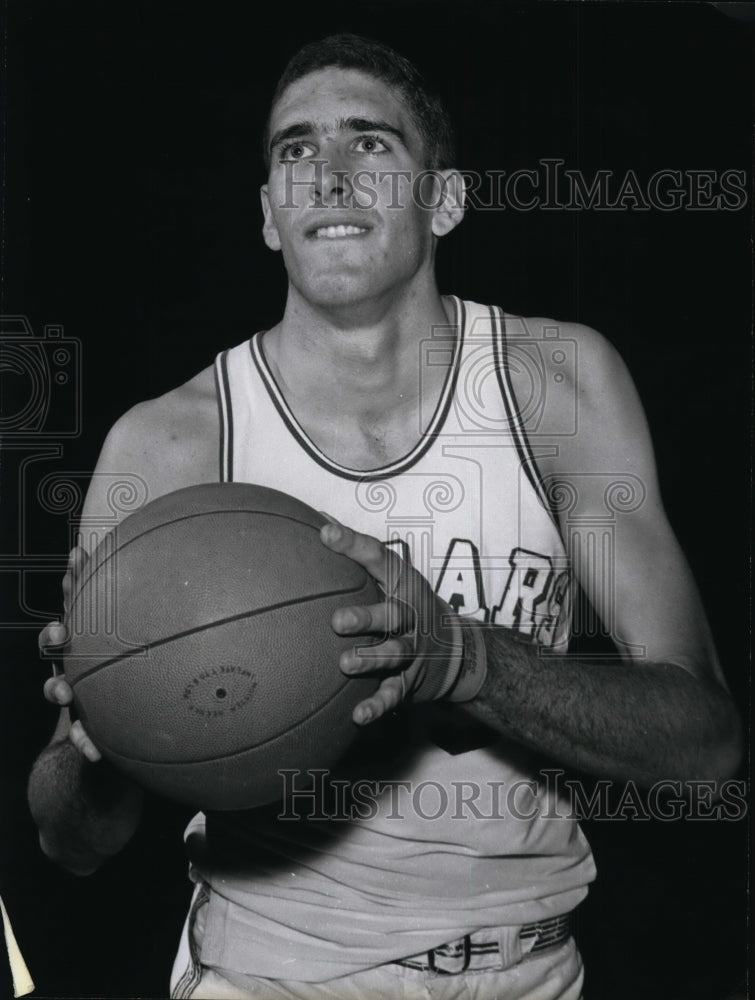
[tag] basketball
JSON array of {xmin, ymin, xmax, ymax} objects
[{"xmin": 62, "ymin": 483, "xmax": 381, "ymax": 811}]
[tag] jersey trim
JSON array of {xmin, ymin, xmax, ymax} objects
[
  {"xmin": 248, "ymin": 297, "xmax": 466, "ymax": 483},
  {"xmin": 491, "ymin": 306, "xmax": 561, "ymax": 527},
  {"xmin": 215, "ymin": 351, "xmax": 233, "ymax": 483}
]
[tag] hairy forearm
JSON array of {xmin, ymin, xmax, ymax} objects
[
  {"xmin": 27, "ymin": 740, "xmax": 143, "ymax": 875},
  {"xmin": 464, "ymin": 627, "xmax": 742, "ymax": 786}
]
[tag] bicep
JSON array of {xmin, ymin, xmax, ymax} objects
[
  {"xmin": 554, "ymin": 325, "xmax": 725, "ymax": 688},
  {"xmin": 77, "ymin": 411, "xmax": 155, "ymax": 556},
  {"xmin": 570, "ymin": 502, "xmax": 725, "ymax": 687},
  {"xmin": 77, "ymin": 397, "xmax": 216, "ymax": 555}
]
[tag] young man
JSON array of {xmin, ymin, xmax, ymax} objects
[{"xmin": 29, "ymin": 34, "xmax": 741, "ymax": 1000}]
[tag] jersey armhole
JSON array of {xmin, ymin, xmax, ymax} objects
[
  {"xmin": 490, "ymin": 306, "xmax": 562, "ymax": 530},
  {"xmin": 214, "ymin": 350, "xmax": 233, "ymax": 483}
]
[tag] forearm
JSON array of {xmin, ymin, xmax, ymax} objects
[
  {"xmin": 27, "ymin": 739, "xmax": 143, "ymax": 875},
  {"xmin": 463, "ymin": 625, "xmax": 742, "ymax": 787}
]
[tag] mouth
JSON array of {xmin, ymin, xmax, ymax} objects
[{"xmin": 310, "ymin": 224, "xmax": 371, "ymax": 240}]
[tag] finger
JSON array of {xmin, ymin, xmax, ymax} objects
[
  {"xmin": 320, "ymin": 522, "xmax": 400, "ymax": 589},
  {"xmin": 317, "ymin": 510, "xmax": 342, "ymax": 525},
  {"xmin": 331, "ymin": 599, "xmax": 408, "ymax": 637},
  {"xmin": 70, "ymin": 720, "xmax": 101, "ymax": 763},
  {"xmin": 39, "ymin": 621, "xmax": 69, "ymax": 654},
  {"xmin": 340, "ymin": 636, "xmax": 413, "ymax": 675},
  {"xmin": 62, "ymin": 569, "xmax": 73, "ymax": 613},
  {"xmin": 44, "ymin": 675, "xmax": 74, "ymax": 706},
  {"xmin": 68, "ymin": 546, "xmax": 89, "ymax": 576},
  {"xmin": 352, "ymin": 676, "xmax": 404, "ymax": 725},
  {"xmin": 62, "ymin": 546, "xmax": 89, "ymax": 613}
]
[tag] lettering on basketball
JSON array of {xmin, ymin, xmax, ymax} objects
[{"xmin": 182, "ymin": 665, "xmax": 257, "ymax": 718}]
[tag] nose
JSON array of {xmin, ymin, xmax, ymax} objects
[{"xmin": 314, "ymin": 144, "xmax": 353, "ymax": 207}]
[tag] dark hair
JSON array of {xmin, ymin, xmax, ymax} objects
[{"xmin": 263, "ymin": 33, "xmax": 456, "ymax": 171}]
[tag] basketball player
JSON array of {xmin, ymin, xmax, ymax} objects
[{"xmin": 29, "ymin": 34, "xmax": 741, "ymax": 1000}]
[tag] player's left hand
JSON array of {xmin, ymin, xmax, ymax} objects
[
  {"xmin": 40, "ymin": 546, "xmax": 103, "ymax": 763},
  {"xmin": 321, "ymin": 519, "xmax": 487, "ymax": 724}
]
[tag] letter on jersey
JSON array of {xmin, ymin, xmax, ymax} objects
[
  {"xmin": 494, "ymin": 548, "xmax": 556, "ymax": 640},
  {"xmin": 435, "ymin": 539, "xmax": 488, "ymax": 620}
]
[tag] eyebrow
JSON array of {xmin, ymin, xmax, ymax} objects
[
  {"xmin": 269, "ymin": 120, "xmax": 318, "ymax": 154},
  {"xmin": 269, "ymin": 116, "xmax": 407, "ymax": 155}
]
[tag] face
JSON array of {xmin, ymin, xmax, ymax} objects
[{"xmin": 261, "ymin": 67, "xmax": 462, "ymax": 310}]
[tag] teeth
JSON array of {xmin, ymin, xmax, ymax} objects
[{"xmin": 314, "ymin": 225, "xmax": 368, "ymax": 238}]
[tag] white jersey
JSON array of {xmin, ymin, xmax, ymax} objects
[{"xmin": 188, "ymin": 298, "xmax": 596, "ymax": 982}]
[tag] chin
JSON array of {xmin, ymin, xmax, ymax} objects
[{"xmin": 293, "ymin": 273, "xmax": 394, "ymax": 310}]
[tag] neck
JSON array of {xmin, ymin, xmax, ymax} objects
[
  {"xmin": 258, "ymin": 282, "xmax": 458, "ymax": 470},
  {"xmin": 265, "ymin": 281, "xmax": 454, "ymax": 416}
]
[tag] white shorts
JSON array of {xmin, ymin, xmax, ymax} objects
[{"xmin": 170, "ymin": 884, "xmax": 584, "ymax": 1000}]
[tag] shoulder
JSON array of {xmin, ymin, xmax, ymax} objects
[
  {"xmin": 108, "ymin": 365, "xmax": 218, "ymax": 461},
  {"xmin": 80, "ymin": 365, "xmax": 220, "ymax": 543},
  {"xmin": 502, "ymin": 313, "xmax": 626, "ymax": 394},
  {"xmin": 501, "ymin": 314, "xmax": 654, "ymax": 480}
]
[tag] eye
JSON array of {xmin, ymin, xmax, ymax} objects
[
  {"xmin": 353, "ymin": 135, "xmax": 389, "ymax": 154},
  {"xmin": 278, "ymin": 141, "xmax": 316, "ymax": 162}
]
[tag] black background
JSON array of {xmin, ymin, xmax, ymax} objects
[{"xmin": 0, "ymin": 2, "xmax": 751, "ymax": 998}]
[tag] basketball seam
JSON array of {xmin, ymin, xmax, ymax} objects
[
  {"xmin": 74, "ymin": 506, "xmax": 329, "ymax": 599},
  {"xmin": 68, "ymin": 580, "xmax": 376, "ymax": 683}
]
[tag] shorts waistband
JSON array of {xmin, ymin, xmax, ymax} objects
[{"xmin": 393, "ymin": 913, "xmax": 573, "ymax": 975}]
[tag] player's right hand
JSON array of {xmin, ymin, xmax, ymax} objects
[
  {"xmin": 323, "ymin": 520, "xmax": 489, "ymax": 723},
  {"xmin": 39, "ymin": 546, "xmax": 102, "ymax": 763}
]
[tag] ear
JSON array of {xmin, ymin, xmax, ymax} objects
[
  {"xmin": 260, "ymin": 185, "xmax": 282, "ymax": 252},
  {"xmin": 430, "ymin": 170, "xmax": 466, "ymax": 238}
]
